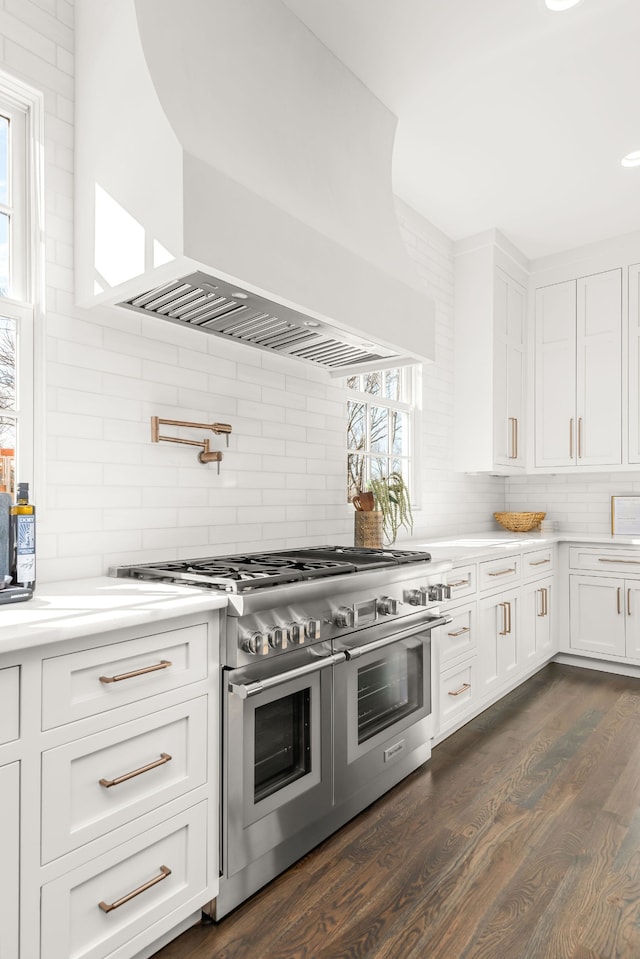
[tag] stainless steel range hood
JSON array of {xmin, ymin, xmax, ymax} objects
[
  {"xmin": 75, "ymin": 0, "xmax": 437, "ymax": 373},
  {"xmin": 119, "ymin": 271, "xmax": 400, "ymax": 371}
]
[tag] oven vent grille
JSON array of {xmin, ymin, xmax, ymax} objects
[{"xmin": 118, "ymin": 271, "xmax": 397, "ymax": 370}]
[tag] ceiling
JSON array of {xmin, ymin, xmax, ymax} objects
[{"xmin": 282, "ymin": 0, "xmax": 640, "ymax": 261}]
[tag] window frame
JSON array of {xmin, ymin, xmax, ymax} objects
[
  {"xmin": 346, "ymin": 365, "xmax": 421, "ymax": 506},
  {"xmin": 0, "ymin": 69, "xmax": 45, "ymax": 498}
]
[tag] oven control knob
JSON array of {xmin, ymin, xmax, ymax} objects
[
  {"xmin": 335, "ymin": 606, "xmax": 355, "ymax": 628},
  {"xmin": 286, "ymin": 621, "xmax": 304, "ymax": 645},
  {"xmin": 240, "ymin": 631, "xmax": 265, "ymax": 655},
  {"xmin": 268, "ymin": 626, "xmax": 286, "ymax": 650},
  {"xmin": 377, "ymin": 596, "xmax": 398, "ymax": 616},
  {"xmin": 406, "ymin": 587, "xmax": 429, "ymax": 607},
  {"xmin": 304, "ymin": 618, "xmax": 321, "ymax": 640}
]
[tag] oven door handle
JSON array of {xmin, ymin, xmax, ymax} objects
[
  {"xmin": 345, "ymin": 614, "xmax": 452, "ymax": 660},
  {"xmin": 229, "ymin": 651, "xmax": 347, "ymax": 699}
]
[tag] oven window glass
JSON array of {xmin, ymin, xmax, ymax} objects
[
  {"xmin": 254, "ymin": 688, "xmax": 311, "ymax": 803},
  {"xmin": 357, "ymin": 644, "xmax": 423, "ymax": 744}
]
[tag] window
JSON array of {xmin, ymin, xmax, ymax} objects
[
  {"xmin": 347, "ymin": 366, "xmax": 419, "ymax": 502},
  {"xmin": 0, "ymin": 72, "xmax": 42, "ymax": 497}
]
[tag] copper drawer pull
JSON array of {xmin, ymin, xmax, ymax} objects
[
  {"xmin": 449, "ymin": 579, "xmax": 470, "ymax": 588},
  {"xmin": 99, "ymin": 753, "xmax": 172, "ymax": 789},
  {"xmin": 488, "ymin": 568, "xmax": 516, "ymax": 577},
  {"xmin": 448, "ymin": 627, "xmax": 471, "ymax": 637},
  {"xmin": 570, "ymin": 418, "xmax": 574, "ymax": 458},
  {"xmin": 99, "ymin": 660, "xmax": 172, "ymax": 684},
  {"xmin": 509, "ymin": 417, "xmax": 518, "ymax": 459},
  {"xmin": 98, "ymin": 865, "xmax": 171, "ymax": 913},
  {"xmin": 628, "ymin": 588, "xmax": 632, "ymax": 617},
  {"xmin": 598, "ymin": 558, "xmax": 640, "ymax": 565},
  {"xmin": 499, "ymin": 601, "xmax": 511, "ymax": 635},
  {"xmin": 448, "ymin": 683, "xmax": 471, "ymax": 697},
  {"xmin": 537, "ymin": 588, "xmax": 545, "ymax": 617},
  {"xmin": 617, "ymin": 587, "xmax": 622, "ymax": 615},
  {"xmin": 578, "ymin": 417, "xmax": 583, "ymax": 459},
  {"xmin": 529, "ymin": 558, "xmax": 551, "ymax": 566},
  {"xmin": 543, "ymin": 588, "xmax": 548, "ymax": 617}
]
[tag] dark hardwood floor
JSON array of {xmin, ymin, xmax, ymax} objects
[{"xmin": 151, "ymin": 663, "xmax": 640, "ymax": 959}]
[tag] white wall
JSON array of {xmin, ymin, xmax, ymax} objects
[{"xmin": 4, "ymin": 1, "xmax": 505, "ymax": 584}]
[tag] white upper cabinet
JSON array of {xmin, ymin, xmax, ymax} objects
[
  {"xmin": 534, "ymin": 268, "xmax": 622, "ymax": 469},
  {"xmin": 454, "ymin": 234, "xmax": 527, "ymax": 473}
]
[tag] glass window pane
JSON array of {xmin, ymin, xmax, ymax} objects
[
  {"xmin": 391, "ymin": 411, "xmax": 408, "ymax": 455},
  {"xmin": 370, "ymin": 406, "xmax": 388, "ymax": 454},
  {"xmin": 347, "ymin": 401, "xmax": 366, "ymax": 451},
  {"xmin": 0, "ymin": 417, "xmax": 14, "ymax": 494},
  {"xmin": 0, "ymin": 116, "xmax": 8, "ymax": 206},
  {"xmin": 348, "ymin": 454, "xmax": 365, "ymax": 500},
  {"xmin": 384, "ymin": 368, "xmax": 400, "ymax": 401},
  {"xmin": 346, "ymin": 374, "xmax": 360, "ymax": 391},
  {"xmin": 370, "ymin": 456, "xmax": 388, "ymax": 482},
  {"xmin": 0, "ymin": 214, "xmax": 9, "ymax": 297},
  {"xmin": 362, "ymin": 371, "xmax": 381, "ymax": 396},
  {"xmin": 0, "ymin": 318, "xmax": 16, "ymax": 412}
]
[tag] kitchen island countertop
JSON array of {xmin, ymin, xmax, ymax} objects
[{"xmin": 0, "ymin": 577, "xmax": 228, "ymax": 653}]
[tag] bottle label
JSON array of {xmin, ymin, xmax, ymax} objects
[{"xmin": 16, "ymin": 514, "xmax": 35, "ymax": 584}]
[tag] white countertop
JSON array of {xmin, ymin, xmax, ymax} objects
[
  {"xmin": 0, "ymin": 578, "xmax": 227, "ymax": 653},
  {"xmin": 404, "ymin": 530, "xmax": 640, "ymax": 564}
]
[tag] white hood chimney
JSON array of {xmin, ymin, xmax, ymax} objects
[{"xmin": 75, "ymin": 0, "xmax": 436, "ymax": 372}]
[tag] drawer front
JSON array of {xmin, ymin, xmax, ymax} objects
[
  {"xmin": 42, "ymin": 623, "xmax": 208, "ymax": 729},
  {"xmin": 0, "ymin": 666, "xmax": 19, "ymax": 745},
  {"xmin": 479, "ymin": 554, "xmax": 521, "ymax": 592},
  {"xmin": 569, "ymin": 546, "xmax": 640, "ymax": 575},
  {"xmin": 41, "ymin": 697, "xmax": 208, "ymax": 864},
  {"xmin": 445, "ymin": 565, "xmax": 476, "ymax": 601},
  {"xmin": 439, "ymin": 658, "xmax": 478, "ymax": 733},
  {"xmin": 0, "ymin": 762, "xmax": 19, "ymax": 959},
  {"xmin": 439, "ymin": 602, "xmax": 477, "ymax": 667},
  {"xmin": 40, "ymin": 802, "xmax": 208, "ymax": 959},
  {"xmin": 522, "ymin": 547, "xmax": 554, "ymax": 580}
]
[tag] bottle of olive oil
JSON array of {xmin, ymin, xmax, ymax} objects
[{"xmin": 11, "ymin": 482, "xmax": 35, "ymax": 590}]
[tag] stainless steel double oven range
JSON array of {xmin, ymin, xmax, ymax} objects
[{"xmin": 112, "ymin": 546, "xmax": 452, "ymax": 918}]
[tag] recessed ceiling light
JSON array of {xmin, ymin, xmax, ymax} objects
[
  {"xmin": 230, "ymin": 291, "xmax": 248, "ymax": 299},
  {"xmin": 303, "ymin": 320, "xmax": 321, "ymax": 328},
  {"xmin": 621, "ymin": 150, "xmax": 640, "ymax": 168},
  {"xmin": 545, "ymin": 0, "xmax": 583, "ymax": 10}
]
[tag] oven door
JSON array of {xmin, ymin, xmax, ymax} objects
[
  {"xmin": 223, "ymin": 645, "xmax": 344, "ymax": 878},
  {"xmin": 333, "ymin": 613, "xmax": 450, "ymax": 807}
]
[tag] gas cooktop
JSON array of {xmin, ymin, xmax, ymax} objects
[{"xmin": 110, "ymin": 545, "xmax": 432, "ymax": 592}]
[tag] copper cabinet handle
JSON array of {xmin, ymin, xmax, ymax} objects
[
  {"xmin": 578, "ymin": 417, "xmax": 583, "ymax": 459},
  {"xmin": 98, "ymin": 865, "xmax": 171, "ymax": 913},
  {"xmin": 99, "ymin": 753, "xmax": 172, "ymax": 789},
  {"xmin": 506, "ymin": 600, "xmax": 512, "ymax": 633},
  {"xmin": 498, "ymin": 602, "xmax": 509, "ymax": 635},
  {"xmin": 628, "ymin": 588, "xmax": 632, "ymax": 617},
  {"xmin": 448, "ymin": 683, "xmax": 471, "ymax": 697},
  {"xmin": 617, "ymin": 587, "xmax": 622, "ymax": 615},
  {"xmin": 537, "ymin": 588, "xmax": 545, "ymax": 617},
  {"xmin": 448, "ymin": 627, "xmax": 471, "ymax": 637},
  {"xmin": 570, "ymin": 418, "xmax": 574, "ymax": 458},
  {"xmin": 449, "ymin": 579, "xmax": 470, "ymax": 588},
  {"xmin": 544, "ymin": 588, "xmax": 548, "ymax": 616},
  {"xmin": 509, "ymin": 417, "xmax": 518, "ymax": 459},
  {"xmin": 529, "ymin": 558, "xmax": 551, "ymax": 566},
  {"xmin": 99, "ymin": 660, "xmax": 172, "ymax": 684},
  {"xmin": 488, "ymin": 568, "xmax": 516, "ymax": 577}
]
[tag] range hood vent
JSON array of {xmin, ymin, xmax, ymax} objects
[{"xmin": 120, "ymin": 271, "xmax": 398, "ymax": 370}]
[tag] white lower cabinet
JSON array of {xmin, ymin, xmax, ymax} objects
[
  {"xmin": 569, "ymin": 575, "xmax": 640, "ymax": 659},
  {"xmin": 521, "ymin": 578, "xmax": 554, "ymax": 666},
  {"xmin": 41, "ymin": 803, "xmax": 208, "ymax": 959},
  {"xmin": 438, "ymin": 657, "xmax": 478, "ymax": 735},
  {"xmin": 434, "ymin": 601, "xmax": 478, "ymax": 738},
  {"xmin": 0, "ymin": 761, "xmax": 20, "ymax": 959},
  {"xmin": 478, "ymin": 586, "xmax": 521, "ymax": 698}
]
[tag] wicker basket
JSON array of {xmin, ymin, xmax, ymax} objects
[{"xmin": 494, "ymin": 511, "xmax": 546, "ymax": 532}]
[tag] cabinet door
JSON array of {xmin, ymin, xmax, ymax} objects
[
  {"xmin": 0, "ymin": 762, "xmax": 19, "ymax": 959},
  {"xmin": 534, "ymin": 280, "xmax": 576, "ymax": 467},
  {"xmin": 569, "ymin": 575, "xmax": 626, "ymax": 656},
  {"xmin": 521, "ymin": 578, "xmax": 553, "ymax": 665},
  {"xmin": 576, "ymin": 269, "xmax": 622, "ymax": 466},
  {"xmin": 629, "ymin": 264, "xmax": 640, "ymax": 463},
  {"xmin": 478, "ymin": 588, "xmax": 520, "ymax": 698},
  {"xmin": 494, "ymin": 269, "xmax": 525, "ymax": 468},
  {"xmin": 624, "ymin": 579, "xmax": 640, "ymax": 660}
]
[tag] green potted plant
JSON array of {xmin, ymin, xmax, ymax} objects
[{"xmin": 369, "ymin": 472, "xmax": 413, "ymax": 545}]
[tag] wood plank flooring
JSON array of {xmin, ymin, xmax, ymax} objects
[{"xmin": 151, "ymin": 663, "xmax": 640, "ymax": 959}]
